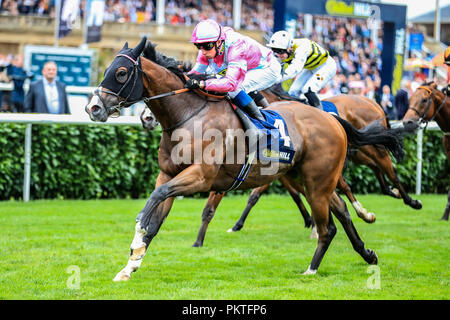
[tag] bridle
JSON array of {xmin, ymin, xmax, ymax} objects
[
  {"xmin": 408, "ymin": 85, "xmax": 448, "ymax": 129},
  {"xmin": 94, "ymin": 52, "xmax": 196, "ymax": 119},
  {"xmin": 93, "ymin": 52, "xmax": 225, "ymax": 131},
  {"xmin": 94, "ymin": 53, "xmax": 146, "ymax": 116}
]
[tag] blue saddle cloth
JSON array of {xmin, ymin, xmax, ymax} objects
[
  {"xmin": 248, "ymin": 109, "xmax": 295, "ymax": 164},
  {"xmin": 322, "ymin": 101, "xmax": 339, "ymax": 117}
]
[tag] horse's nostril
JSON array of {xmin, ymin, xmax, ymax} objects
[{"xmin": 91, "ymin": 105, "xmax": 101, "ymax": 114}]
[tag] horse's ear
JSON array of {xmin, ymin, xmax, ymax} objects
[
  {"xmin": 430, "ymin": 82, "xmax": 438, "ymax": 89},
  {"xmin": 123, "ymin": 42, "xmax": 129, "ymax": 50},
  {"xmin": 132, "ymin": 37, "xmax": 147, "ymax": 58}
]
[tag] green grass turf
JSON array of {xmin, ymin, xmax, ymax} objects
[{"xmin": 0, "ymin": 194, "xmax": 448, "ymax": 300}]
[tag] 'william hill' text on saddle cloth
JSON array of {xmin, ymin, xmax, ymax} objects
[{"xmin": 250, "ymin": 110, "xmax": 295, "ymax": 164}]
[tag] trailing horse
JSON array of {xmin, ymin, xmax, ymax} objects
[
  {"xmin": 403, "ymin": 82, "xmax": 450, "ymax": 221},
  {"xmin": 85, "ymin": 38, "xmax": 405, "ymax": 281},
  {"xmin": 193, "ymin": 88, "xmax": 420, "ymax": 246}
]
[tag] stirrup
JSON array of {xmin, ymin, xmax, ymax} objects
[
  {"xmin": 234, "ymin": 107, "xmax": 263, "ymax": 144},
  {"xmin": 244, "ymin": 100, "xmax": 265, "ymax": 121}
]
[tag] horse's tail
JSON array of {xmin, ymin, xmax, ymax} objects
[{"xmin": 332, "ymin": 115, "xmax": 406, "ymax": 162}]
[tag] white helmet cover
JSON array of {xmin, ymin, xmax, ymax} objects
[{"xmin": 267, "ymin": 31, "xmax": 293, "ymax": 50}]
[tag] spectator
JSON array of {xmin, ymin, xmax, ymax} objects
[
  {"xmin": 348, "ymin": 73, "xmax": 365, "ymax": 96},
  {"xmin": 394, "ymin": 79, "xmax": 411, "ymax": 120},
  {"xmin": 25, "ymin": 61, "xmax": 70, "ymax": 114},
  {"xmin": 0, "ymin": 69, "xmax": 13, "ymax": 112},
  {"xmin": 380, "ymin": 84, "xmax": 396, "ymax": 121},
  {"xmin": 6, "ymin": 54, "xmax": 33, "ymax": 112},
  {"xmin": 365, "ymin": 79, "xmax": 380, "ymax": 103},
  {"xmin": 0, "ymin": 54, "xmax": 8, "ymax": 111}
]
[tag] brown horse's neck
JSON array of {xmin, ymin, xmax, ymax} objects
[
  {"xmin": 140, "ymin": 57, "xmax": 205, "ymax": 130},
  {"xmin": 432, "ymin": 89, "xmax": 450, "ymax": 133}
]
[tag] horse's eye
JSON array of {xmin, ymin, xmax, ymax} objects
[
  {"xmin": 115, "ymin": 69, "xmax": 128, "ymax": 84},
  {"xmin": 422, "ymin": 98, "xmax": 428, "ymax": 104}
]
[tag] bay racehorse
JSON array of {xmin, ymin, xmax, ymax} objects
[
  {"xmin": 191, "ymin": 88, "xmax": 421, "ymax": 246},
  {"xmin": 403, "ymin": 82, "xmax": 450, "ymax": 220},
  {"xmin": 85, "ymin": 38, "xmax": 405, "ymax": 281}
]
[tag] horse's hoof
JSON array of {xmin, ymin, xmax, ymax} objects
[
  {"xmin": 113, "ymin": 271, "xmax": 130, "ymax": 282},
  {"xmin": 192, "ymin": 242, "xmax": 203, "ymax": 247},
  {"xmin": 228, "ymin": 226, "xmax": 241, "ymax": 232},
  {"xmin": 303, "ymin": 266, "xmax": 317, "ymax": 275},
  {"xmin": 366, "ymin": 213, "xmax": 376, "ymax": 224},
  {"xmin": 304, "ymin": 219, "xmax": 313, "ymax": 228},
  {"xmin": 410, "ymin": 200, "xmax": 422, "ymax": 210},
  {"xmin": 367, "ymin": 250, "xmax": 378, "ymax": 265}
]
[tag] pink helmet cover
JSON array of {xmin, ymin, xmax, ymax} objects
[{"xmin": 190, "ymin": 19, "xmax": 225, "ymax": 43}]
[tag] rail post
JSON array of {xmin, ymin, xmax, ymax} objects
[
  {"xmin": 415, "ymin": 128, "xmax": 423, "ymax": 195},
  {"xmin": 23, "ymin": 123, "xmax": 32, "ymax": 202}
]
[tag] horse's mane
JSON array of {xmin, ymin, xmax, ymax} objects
[
  {"xmin": 420, "ymin": 81, "xmax": 447, "ymax": 95},
  {"xmin": 142, "ymin": 41, "xmax": 192, "ymax": 83}
]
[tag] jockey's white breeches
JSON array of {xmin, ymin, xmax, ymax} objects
[
  {"xmin": 288, "ymin": 56, "xmax": 337, "ymax": 96},
  {"xmin": 228, "ymin": 57, "xmax": 282, "ymax": 98}
]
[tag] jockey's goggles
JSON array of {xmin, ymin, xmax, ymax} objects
[
  {"xmin": 194, "ymin": 42, "xmax": 216, "ymax": 51},
  {"xmin": 271, "ymin": 48, "xmax": 288, "ymax": 55}
]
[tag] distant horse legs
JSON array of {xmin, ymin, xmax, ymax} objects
[
  {"xmin": 329, "ymin": 192, "xmax": 378, "ymax": 265},
  {"xmin": 228, "ymin": 184, "xmax": 271, "ymax": 232},
  {"xmin": 336, "ymin": 175, "xmax": 376, "ymax": 223},
  {"xmin": 442, "ymin": 190, "xmax": 450, "ymax": 221},
  {"xmin": 354, "ymin": 146, "xmax": 422, "ymax": 210},
  {"xmin": 229, "ymin": 176, "xmax": 313, "ymax": 233},
  {"xmin": 193, "ymin": 191, "xmax": 226, "ymax": 247}
]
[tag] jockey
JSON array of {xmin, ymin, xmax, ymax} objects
[
  {"xmin": 266, "ymin": 30, "xmax": 337, "ymax": 110},
  {"xmin": 444, "ymin": 46, "xmax": 450, "ymax": 95},
  {"xmin": 186, "ymin": 19, "xmax": 281, "ymax": 121}
]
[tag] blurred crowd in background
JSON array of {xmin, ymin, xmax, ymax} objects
[
  {"xmin": 0, "ymin": 0, "xmax": 445, "ymax": 120},
  {"xmin": 0, "ymin": 0, "xmax": 274, "ymax": 31}
]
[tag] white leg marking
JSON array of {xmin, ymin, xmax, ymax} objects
[
  {"xmin": 113, "ymin": 223, "xmax": 147, "ymax": 282},
  {"xmin": 303, "ymin": 265, "xmax": 317, "ymax": 275},
  {"xmin": 352, "ymin": 201, "xmax": 376, "ymax": 223},
  {"xmin": 310, "ymin": 225, "xmax": 318, "ymax": 239}
]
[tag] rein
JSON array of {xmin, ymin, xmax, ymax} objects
[
  {"xmin": 95, "ymin": 53, "xmax": 231, "ymax": 131},
  {"xmin": 161, "ymin": 100, "xmax": 209, "ymax": 133}
]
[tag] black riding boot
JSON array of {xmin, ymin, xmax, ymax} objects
[
  {"xmin": 304, "ymin": 90, "xmax": 324, "ymax": 111},
  {"xmin": 243, "ymin": 99, "xmax": 265, "ymax": 121},
  {"xmin": 249, "ymin": 90, "xmax": 270, "ymax": 108},
  {"xmin": 230, "ymin": 97, "xmax": 264, "ymax": 147}
]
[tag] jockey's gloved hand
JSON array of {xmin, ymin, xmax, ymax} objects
[{"xmin": 185, "ymin": 79, "xmax": 203, "ymax": 89}]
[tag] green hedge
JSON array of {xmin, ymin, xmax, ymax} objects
[
  {"xmin": 0, "ymin": 124, "xmax": 448, "ymax": 200},
  {"xmin": 0, "ymin": 124, "xmax": 160, "ymax": 200}
]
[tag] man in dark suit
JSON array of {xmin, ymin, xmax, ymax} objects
[
  {"xmin": 394, "ymin": 80, "xmax": 411, "ymax": 120},
  {"xmin": 5, "ymin": 54, "xmax": 34, "ymax": 113},
  {"xmin": 25, "ymin": 61, "xmax": 70, "ymax": 114},
  {"xmin": 380, "ymin": 84, "xmax": 396, "ymax": 121}
]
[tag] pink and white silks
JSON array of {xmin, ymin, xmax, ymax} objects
[{"xmin": 189, "ymin": 26, "xmax": 281, "ymax": 98}]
